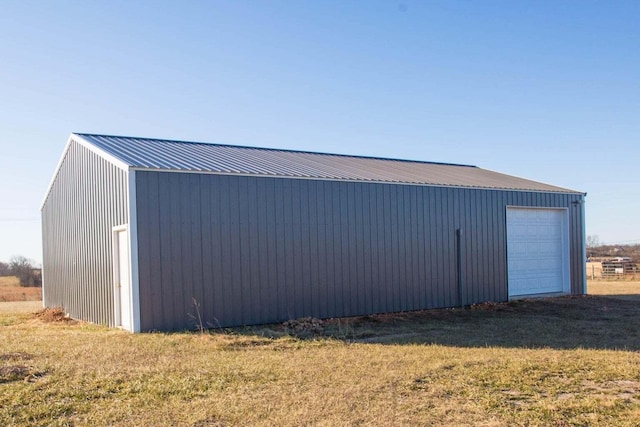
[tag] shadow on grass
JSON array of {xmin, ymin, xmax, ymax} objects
[
  {"xmin": 590, "ymin": 293, "xmax": 640, "ymax": 302},
  {"xmin": 234, "ymin": 296, "xmax": 640, "ymax": 351}
]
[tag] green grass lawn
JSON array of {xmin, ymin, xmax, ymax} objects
[{"xmin": 2, "ymin": 295, "xmax": 640, "ymax": 426}]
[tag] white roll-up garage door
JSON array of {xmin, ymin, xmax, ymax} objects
[{"xmin": 506, "ymin": 207, "xmax": 570, "ymax": 297}]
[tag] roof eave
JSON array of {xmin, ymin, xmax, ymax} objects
[{"xmin": 129, "ymin": 165, "xmax": 584, "ymax": 195}]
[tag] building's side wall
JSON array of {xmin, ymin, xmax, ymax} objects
[
  {"xmin": 135, "ymin": 171, "xmax": 584, "ymax": 331},
  {"xmin": 42, "ymin": 140, "xmax": 128, "ymax": 326}
]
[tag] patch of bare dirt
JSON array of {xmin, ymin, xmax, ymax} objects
[
  {"xmin": 0, "ymin": 365, "xmax": 31, "ymax": 383},
  {"xmin": 220, "ymin": 338, "xmax": 274, "ymax": 350},
  {"xmin": 0, "ymin": 365, "xmax": 45, "ymax": 383},
  {"xmin": 192, "ymin": 418, "xmax": 227, "ymax": 427},
  {"xmin": 0, "ymin": 352, "xmax": 34, "ymax": 361},
  {"xmin": 581, "ymin": 379, "xmax": 640, "ymax": 403},
  {"xmin": 355, "ymin": 332, "xmax": 422, "ymax": 344},
  {"xmin": 282, "ymin": 317, "xmax": 324, "ymax": 337},
  {"xmin": 0, "ymin": 351, "xmax": 46, "ymax": 383}
]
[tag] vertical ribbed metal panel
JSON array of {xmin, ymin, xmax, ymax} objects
[
  {"xmin": 41, "ymin": 140, "xmax": 128, "ymax": 326},
  {"xmin": 135, "ymin": 171, "xmax": 585, "ymax": 331}
]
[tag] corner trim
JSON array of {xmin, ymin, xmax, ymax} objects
[
  {"xmin": 128, "ymin": 170, "xmax": 141, "ymax": 332},
  {"xmin": 581, "ymin": 196, "xmax": 587, "ymax": 294}
]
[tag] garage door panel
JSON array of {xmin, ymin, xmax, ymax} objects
[
  {"xmin": 507, "ymin": 207, "xmax": 569, "ymax": 297},
  {"xmin": 510, "ymin": 278, "xmax": 563, "ymax": 295}
]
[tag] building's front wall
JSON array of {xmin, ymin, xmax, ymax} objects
[
  {"xmin": 135, "ymin": 171, "xmax": 585, "ymax": 331},
  {"xmin": 42, "ymin": 140, "xmax": 129, "ymax": 326}
]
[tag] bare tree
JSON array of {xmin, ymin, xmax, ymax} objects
[
  {"xmin": 9, "ymin": 256, "xmax": 42, "ymax": 287},
  {"xmin": 0, "ymin": 261, "xmax": 10, "ymax": 276},
  {"xmin": 587, "ymin": 235, "xmax": 600, "ymax": 248}
]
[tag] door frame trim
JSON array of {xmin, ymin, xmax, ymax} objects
[{"xmin": 112, "ymin": 224, "xmax": 131, "ymax": 329}]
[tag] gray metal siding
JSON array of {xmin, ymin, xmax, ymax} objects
[
  {"xmin": 135, "ymin": 171, "xmax": 585, "ymax": 331},
  {"xmin": 42, "ymin": 140, "xmax": 129, "ymax": 326}
]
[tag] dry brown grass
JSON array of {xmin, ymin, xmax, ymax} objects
[
  {"xmin": 0, "ymin": 276, "xmax": 42, "ymax": 302},
  {"xmin": 2, "ymin": 296, "xmax": 640, "ymax": 426},
  {"xmin": 588, "ymin": 279, "xmax": 640, "ymax": 301},
  {"xmin": 0, "ymin": 301, "xmax": 42, "ymax": 314}
]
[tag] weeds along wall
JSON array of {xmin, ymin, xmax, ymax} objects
[
  {"xmin": 134, "ymin": 171, "xmax": 585, "ymax": 331},
  {"xmin": 41, "ymin": 140, "xmax": 129, "ymax": 326}
]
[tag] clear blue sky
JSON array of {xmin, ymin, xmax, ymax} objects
[{"xmin": 1, "ymin": 1, "xmax": 638, "ymax": 264}]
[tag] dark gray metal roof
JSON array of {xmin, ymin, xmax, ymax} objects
[{"xmin": 74, "ymin": 133, "xmax": 581, "ymax": 194}]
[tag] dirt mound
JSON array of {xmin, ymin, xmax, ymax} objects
[{"xmin": 35, "ymin": 307, "xmax": 74, "ymax": 323}]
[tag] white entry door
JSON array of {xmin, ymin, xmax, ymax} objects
[
  {"xmin": 506, "ymin": 207, "xmax": 570, "ymax": 297},
  {"xmin": 114, "ymin": 227, "xmax": 131, "ymax": 329}
]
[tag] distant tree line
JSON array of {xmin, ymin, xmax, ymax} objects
[
  {"xmin": 586, "ymin": 236, "xmax": 640, "ymax": 261},
  {"xmin": 0, "ymin": 256, "xmax": 42, "ymax": 287}
]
